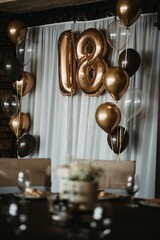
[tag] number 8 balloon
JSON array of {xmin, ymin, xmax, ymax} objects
[{"xmin": 121, "ymin": 88, "xmax": 144, "ymax": 122}]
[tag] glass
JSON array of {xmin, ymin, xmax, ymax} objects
[
  {"xmin": 126, "ymin": 174, "xmax": 139, "ymax": 208},
  {"xmin": 17, "ymin": 169, "xmax": 32, "ymax": 193}
]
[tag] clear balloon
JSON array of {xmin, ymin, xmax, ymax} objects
[
  {"xmin": 116, "ymin": 0, "xmax": 141, "ymax": 27},
  {"xmin": 16, "ymin": 39, "xmax": 33, "ymax": 65},
  {"xmin": 1, "ymin": 93, "xmax": 19, "ymax": 117},
  {"xmin": 17, "ymin": 133, "xmax": 36, "ymax": 158},
  {"xmin": 121, "ymin": 88, "xmax": 144, "ymax": 122},
  {"xmin": 95, "ymin": 102, "xmax": 121, "ymax": 135},
  {"xmin": 106, "ymin": 20, "xmax": 130, "ymax": 51}
]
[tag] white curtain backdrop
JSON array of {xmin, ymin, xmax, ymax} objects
[{"xmin": 22, "ymin": 13, "xmax": 160, "ymax": 198}]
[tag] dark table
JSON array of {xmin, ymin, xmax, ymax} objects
[{"xmin": 0, "ymin": 194, "xmax": 160, "ymax": 240}]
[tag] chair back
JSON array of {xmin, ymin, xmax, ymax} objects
[
  {"xmin": 76, "ymin": 159, "xmax": 135, "ymax": 190},
  {"xmin": 0, "ymin": 158, "xmax": 51, "ymax": 193}
]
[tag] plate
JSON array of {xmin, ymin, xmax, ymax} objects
[
  {"xmin": 140, "ymin": 199, "xmax": 160, "ymax": 208},
  {"xmin": 13, "ymin": 190, "xmax": 50, "ymax": 199},
  {"xmin": 97, "ymin": 191, "xmax": 119, "ymax": 200}
]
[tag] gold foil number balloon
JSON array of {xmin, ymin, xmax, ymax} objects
[
  {"xmin": 95, "ymin": 102, "xmax": 121, "ymax": 135},
  {"xmin": 75, "ymin": 28, "xmax": 108, "ymax": 96},
  {"xmin": 58, "ymin": 30, "xmax": 76, "ymax": 96}
]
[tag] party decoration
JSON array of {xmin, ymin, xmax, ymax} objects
[
  {"xmin": 17, "ymin": 133, "xmax": 36, "ymax": 158},
  {"xmin": 118, "ymin": 48, "xmax": 141, "ymax": 77},
  {"xmin": 95, "ymin": 102, "xmax": 121, "ymax": 135},
  {"xmin": 75, "ymin": 28, "xmax": 107, "ymax": 96},
  {"xmin": 13, "ymin": 71, "xmax": 34, "ymax": 97},
  {"xmin": 107, "ymin": 125, "xmax": 129, "ymax": 154},
  {"xmin": 7, "ymin": 20, "xmax": 27, "ymax": 45},
  {"xmin": 3, "ymin": 55, "xmax": 23, "ymax": 82},
  {"xmin": 116, "ymin": 0, "xmax": 141, "ymax": 27},
  {"xmin": 106, "ymin": 20, "xmax": 130, "ymax": 51},
  {"xmin": 1, "ymin": 93, "xmax": 19, "ymax": 117},
  {"xmin": 121, "ymin": 88, "xmax": 144, "ymax": 122},
  {"xmin": 103, "ymin": 66, "xmax": 129, "ymax": 101},
  {"xmin": 9, "ymin": 112, "xmax": 30, "ymax": 138},
  {"xmin": 58, "ymin": 30, "xmax": 76, "ymax": 96},
  {"xmin": 16, "ymin": 39, "xmax": 34, "ymax": 65}
]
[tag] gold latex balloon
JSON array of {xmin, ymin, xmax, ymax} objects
[
  {"xmin": 9, "ymin": 112, "xmax": 30, "ymax": 139},
  {"xmin": 95, "ymin": 102, "xmax": 121, "ymax": 135},
  {"xmin": 13, "ymin": 71, "xmax": 34, "ymax": 97},
  {"xmin": 116, "ymin": 0, "xmax": 141, "ymax": 27},
  {"xmin": 103, "ymin": 66, "xmax": 129, "ymax": 101},
  {"xmin": 58, "ymin": 30, "xmax": 76, "ymax": 96},
  {"xmin": 7, "ymin": 20, "xmax": 27, "ymax": 45},
  {"xmin": 75, "ymin": 28, "xmax": 107, "ymax": 96}
]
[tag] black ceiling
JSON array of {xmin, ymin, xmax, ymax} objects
[{"xmin": 0, "ymin": 0, "xmax": 159, "ymax": 27}]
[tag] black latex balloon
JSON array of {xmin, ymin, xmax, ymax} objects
[
  {"xmin": 17, "ymin": 133, "xmax": 36, "ymax": 158},
  {"xmin": 3, "ymin": 55, "xmax": 23, "ymax": 82},
  {"xmin": 107, "ymin": 126, "xmax": 129, "ymax": 154},
  {"xmin": 118, "ymin": 48, "xmax": 141, "ymax": 77}
]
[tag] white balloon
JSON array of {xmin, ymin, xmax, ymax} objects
[
  {"xmin": 106, "ymin": 20, "xmax": 130, "ymax": 51},
  {"xmin": 121, "ymin": 88, "xmax": 144, "ymax": 122},
  {"xmin": 16, "ymin": 39, "xmax": 33, "ymax": 65}
]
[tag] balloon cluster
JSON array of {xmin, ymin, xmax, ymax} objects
[
  {"xmin": 1, "ymin": 20, "xmax": 36, "ymax": 158},
  {"xmin": 95, "ymin": 0, "xmax": 144, "ymax": 158}
]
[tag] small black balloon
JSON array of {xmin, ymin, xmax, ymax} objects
[
  {"xmin": 118, "ymin": 48, "xmax": 141, "ymax": 77},
  {"xmin": 17, "ymin": 133, "xmax": 36, "ymax": 158},
  {"xmin": 107, "ymin": 126, "xmax": 129, "ymax": 154},
  {"xmin": 3, "ymin": 55, "xmax": 23, "ymax": 82}
]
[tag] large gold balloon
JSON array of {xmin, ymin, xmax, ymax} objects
[
  {"xmin": 13, "ymin": 71, "xmax": 34, "ymax": 97},
  {"xmin": 58, "ymin": 30, "xmax": 76, "ymax": 96},
  {"xmin": 7, "ymin": 20, "xmax": 28, "ymax": 45},
  {"xmin": 75, "ymin": 28, "xmax": 107, "ymax": 96},
  {"xmin": 9, "ymin": 112, "xmax": 30, "ymax": 138},
  {"xmin": 95, "ymin": 102, "xmax": 121, "ymax": 135},
  {"xmin": 116, "ymin": 0, "xmax": 141, "ymax": 27},
  {"xmin": 103, "ymin": 67, "xmax": 129, "ymax": 101}
]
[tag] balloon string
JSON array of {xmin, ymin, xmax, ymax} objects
[
  {"xmin": 117, "ymin": 154, "xmax": 120, "ymax": 161},
  {"xmin": 18, "ymin": 157, "xmax": 23, "ymax": 171},
  {"xmin": 118, "ymin": 127, "xmax": 127, "ymax": 157},
  {"xmin": 124, "ymin": 27, "xmax": 129, "ymax": 69},
  {"xmin": 110, "ymin": 134, "xmax": 114, "ymax": 153}
]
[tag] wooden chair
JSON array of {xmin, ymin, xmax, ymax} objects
[
  {"xmin": 0, "ymin": 158, "xmax": 51, "ymax": 193},
  {"xmin": 76, "ymin": 159, "xmax": 135, "ymax": 190}
]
